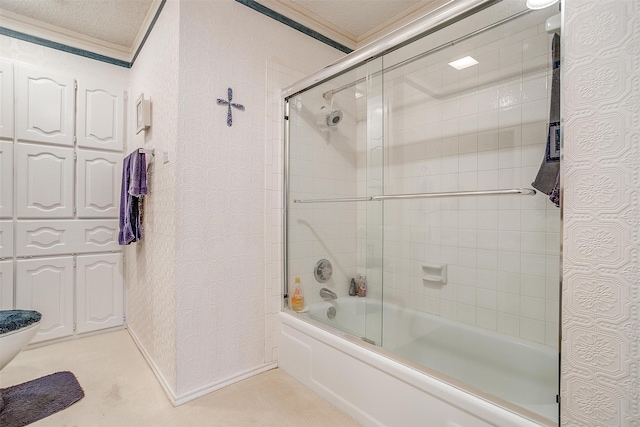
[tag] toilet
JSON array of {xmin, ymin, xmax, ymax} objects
[{"xmin": 0, "ymin": 310, "xmax": 41, "ymax": 371}]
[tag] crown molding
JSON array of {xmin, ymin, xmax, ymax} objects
[
  {"xmin": 253, "ymin": 0, "xmax": 454, "ymax": 51},
  {"xmin": 0, "ymin": 9, "xmax": 131, "ymax": 62},
  {"xmin": 257, "ymin": 0, "xmax": 357, "ymax": 50},
  {"xmin": 356, "ymin": 0, "xmax": 450, "ymax": 47},
  {"xmin": 131, "ymin": 0, "xmax": 164, "ymax": 60}
]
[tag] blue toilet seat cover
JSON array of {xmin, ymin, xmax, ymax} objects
[{"xmin": 0, "ymin": 310, "xmax": 42, "ymax": 335}]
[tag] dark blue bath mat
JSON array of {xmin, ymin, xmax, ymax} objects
[{"xmin": 0, "ymin": 371, "xmax": 84, "ymax": 427}]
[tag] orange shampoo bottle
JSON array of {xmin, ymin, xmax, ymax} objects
[{"xmin": 291, "ymin": 277, "xmax": 305, "ymax": 312}]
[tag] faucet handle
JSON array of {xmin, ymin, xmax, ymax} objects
[{"xmin": 314, "ymin": 259, "xmax": 333, "ymax": 283}]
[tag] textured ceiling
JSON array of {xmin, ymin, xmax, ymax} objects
[
  {"xmin": 0, "ymin": 0, "xmax": 442, "ymax": 56},
  {"xmin": 289, "ymin": 0, "xmax": 425, "ymax": 38},
  {"xmin": 0, "ymin": 0, "xmax": 154, "ymax": 49}
]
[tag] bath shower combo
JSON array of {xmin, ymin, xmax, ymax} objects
[{"xmin": 280, "ymin": 0, "xmax": 562, "ymax": 426}]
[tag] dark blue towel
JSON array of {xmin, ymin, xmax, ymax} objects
[
  {"xmin": 118, "ymin": 151, "xmax": 147, "ymax": 245},
  {"xmin": 532, "ymin": 34, "xmax": 561, "ymax": 202}
]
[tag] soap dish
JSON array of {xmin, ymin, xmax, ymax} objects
[{"xmin": 422, "ymin": 263, "xmax": 447, "ymax": 285}]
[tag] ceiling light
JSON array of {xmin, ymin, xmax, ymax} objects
[
  {"xmin": 526, "ymin": 0, "xmax": 559, "ymax": 10},
  {"xmin": 355, "ymin": 92, "xmax": 363, "ymax": 98},
  {"xmin": 448, "ymin": 56, "xmax": 478, "ymax": 70}
]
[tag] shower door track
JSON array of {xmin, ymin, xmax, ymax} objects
[{"xmin": 293, "ymin": 188, "xmax": 536, "ymax": 204}]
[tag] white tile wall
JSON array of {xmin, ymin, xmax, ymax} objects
[
  {"xmin": 381, "ymin": 16, "xmax": 560, "ymax": 347},
  {"xmin": 286, "ymin": 82, "xmax": 359, "ymax": 306}
]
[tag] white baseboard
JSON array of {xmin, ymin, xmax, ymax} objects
[
  {"xmin": 127, "ymin": 327, "xmax": 277, "ymax": 406},
  {"xmin": 27, "ymin": 324, "xmax": 126, "ymax": 350},
  {"xmin": 173, "ymin": 362, "xmax": 278, "ymax": 406},
  {"xmin": 127, "ymin": 326, "xmax": 179, "ymax": 404}
]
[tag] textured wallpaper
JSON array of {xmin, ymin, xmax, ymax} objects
[
  {"xmin": 562, "ymin": 0, "xmax": 639, "ymax": 425},
  {"xmin": 127, "ymin": 0, "xmax": 180, "ymax": 396},
  {"xmin": 173, "ymin": 0, "xmax": 343, "ymax": 397}
]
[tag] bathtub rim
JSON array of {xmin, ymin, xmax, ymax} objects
[{"xmin": 281, "ymin": 307, "xmax": 558, "ymax": 427}]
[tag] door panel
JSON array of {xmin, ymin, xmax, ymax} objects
[
  {"xmin": 16, "ymin": 220, "xmax": 119, "ymax": 257},
  {"xmin": 0, "ymin": 61, "xmax": 14, "ymax": 140},
  {"xmin": 77, "ymin": 150, "xmax": 121, "ymax": 218},
  {"xmin": 16, "ymin": 66, "xmax": 74, "ymax": 146},
  {"xmin": 0, "ymin": 260, "xmax": 13, "ymax": 310},
  {"xmin": 16, "ymin": 143, "xmax": 74, "ymax": 218},
  {"xmin": 76, "ymin": 253, "xmax": 123, "ymax": 333},
  {"xmin": 77, "ymin": 80, "xmax": 124, "ymax": 151},
  {"xmin": 0, "ymin": 220, "xmax": 13, "ymax": 258},
  {"xmin": 16, "ymin": 257, "xmax": 74, "ymax": 343},
  {"xmin": 0, "ymin": 141, "xmax": 12, "ymax": 218}
]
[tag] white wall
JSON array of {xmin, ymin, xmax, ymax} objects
[
  {"xmin": 173, "ymin": 0, "xmax": 343, "ymax": 398},
  {"xmin": 124, "ymin": 0, "xmax": 343, "ymax": 402},
  {"xmin": 562, "ymin": 0, "xmax": 639, "ymax": 424},
  {"xmin": 127, "ymin": 0, "xmax": 180, "ymax": 397}
]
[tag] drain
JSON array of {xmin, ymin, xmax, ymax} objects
[{"xmin": 327, "ymin": 306, "xmax": 336, "ymax": 319}]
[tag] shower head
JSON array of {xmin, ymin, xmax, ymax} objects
[{"xmin": 326, "ymin": 110, "xmax": 342, "ymax": 126}]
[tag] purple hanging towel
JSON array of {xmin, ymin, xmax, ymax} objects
[{"xmin": 118, "ymin": 151, "xmax": 147, "ymax": 245}]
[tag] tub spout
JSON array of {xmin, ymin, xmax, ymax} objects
[{"xmin": 320, "ymin": 288, "xmax": 337, "ymax": 300}]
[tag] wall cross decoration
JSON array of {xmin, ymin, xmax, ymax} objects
[{"xmin": 216, "ymin": 88, "xmax": 245, "ymax": 127}]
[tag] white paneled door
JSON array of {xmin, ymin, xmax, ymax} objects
[
  {"xmin": 76, "ymin": 150, "xmax": 122, "ymax": 218},
  {"xmin": 16, "ymin": 143, "xmax": 74, "ymax": 219},
  {"xmin": 0, "ymin": 220, "xmax": 13, "ymax": 258},
  {"xmin": 76, "ymin": 253, "xmax": 123, "ymax": 333},
  {"xmin": 77, "ymin": 80, "xmax": 124, "ymax": 152},
  {"xmin": 0, "ymin": 141, "xmax": 12, "ymax": 218},
  {"xmin": 16, "ymin": 66, "xmax": 74, "ymax": 146},
  {"xmin": 0, "ymin": 260, "xmax": 13, "ymax": 310},
  {"xmin": 16, "ymin": 257, "xmax": 75, "ymax": 343},
  {"xmin": 4, "ymin": 61, "xmax": 126, "ymax": 344},
  {"xmin": 0, "ymin": 61, "xmax": 14, "ymax": 140}
]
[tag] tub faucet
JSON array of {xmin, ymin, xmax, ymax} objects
[{"xmin": 320, "ymin": 288, "xmax": 337, "ymax": 300}]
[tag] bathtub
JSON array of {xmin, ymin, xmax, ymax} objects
[{"xmin": 279, "ymin": 297, "xmax": 558, "ymax": 427}]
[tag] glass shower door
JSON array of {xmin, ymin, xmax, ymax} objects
[
  {"xmin": 285, "ymin": 58, "xmax": 384, "ymax": 346},
  {"xmin": 377, "ymin": 3, "xmax": 561, "ymax": 422}
]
